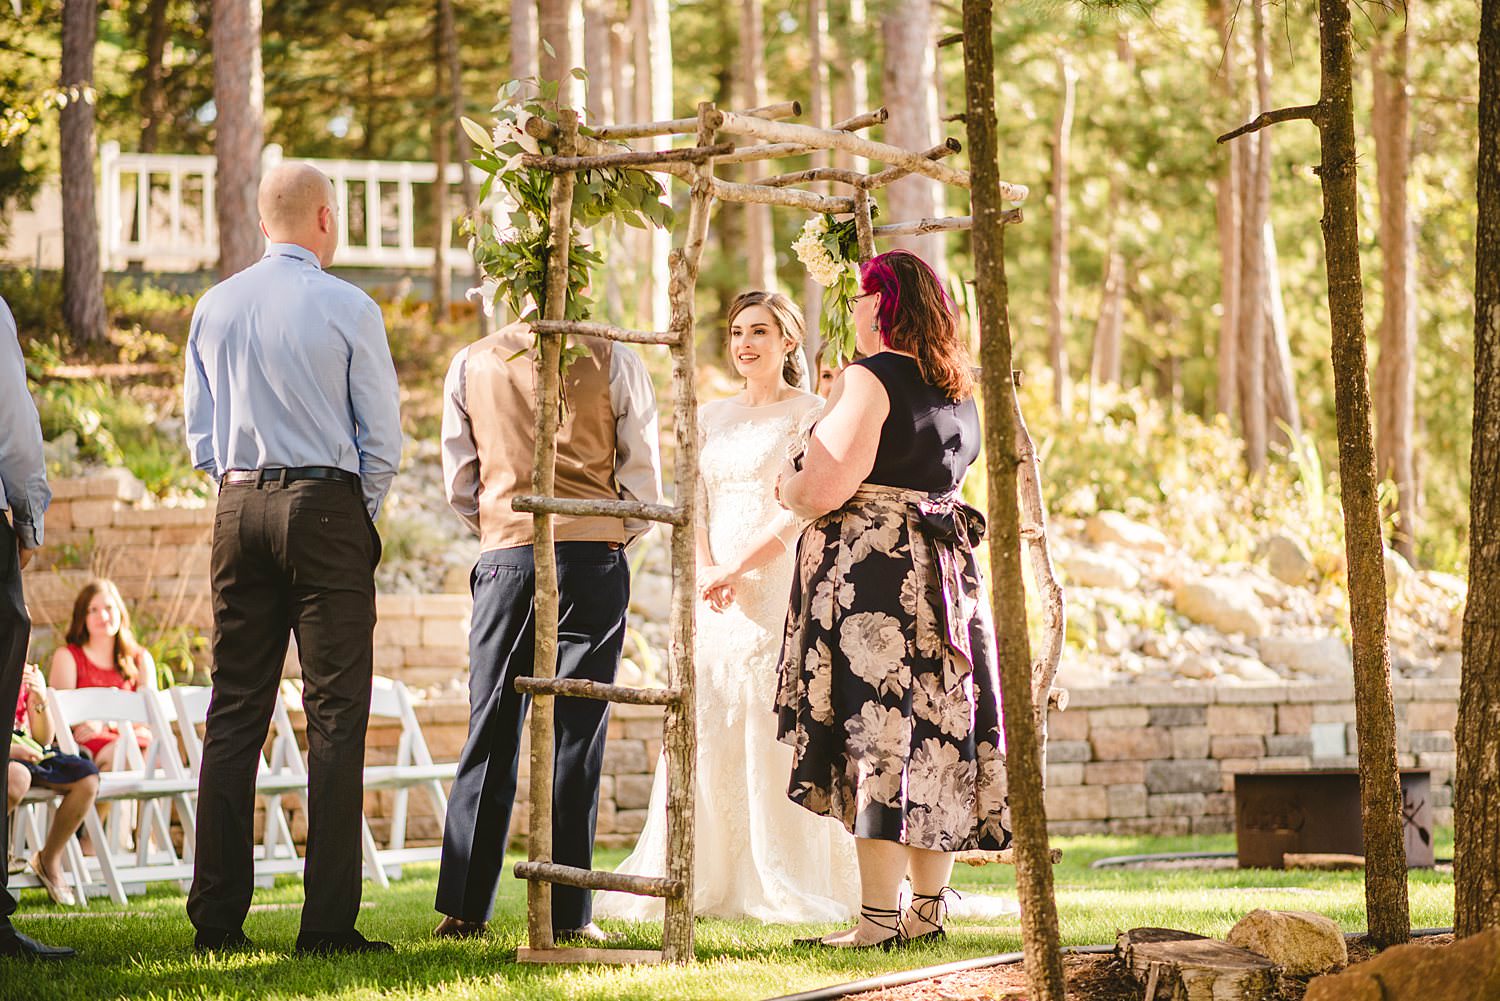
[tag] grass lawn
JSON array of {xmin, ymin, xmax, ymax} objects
[{"xmin": 6, "ymin": 833, "xmax": 1456, "ymax": 1001}]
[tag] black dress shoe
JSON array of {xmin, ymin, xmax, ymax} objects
[
  {"xmin": 294, "ymin": 929, "xmax": 395, "ymax": 956},
  {"xmin": 0, "ymin": 931, "xmax": 76, "ymax": 960},
  {"xmin": 553, "ymin": 923, "xmax": 622, "ymax": 945},
  {"xmin": 433, "ymin": 916, "xmax": 487, "ymax": 940},
  {"xmin": 193, "ymin": 927, "xmax": 253, "ymax": 953}
]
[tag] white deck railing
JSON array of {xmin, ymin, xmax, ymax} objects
[{"xmin": 99, "ymin": 142, "xmax": 495, "ymax": 272}]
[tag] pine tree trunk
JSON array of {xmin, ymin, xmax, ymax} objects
[
  {"xmin": 1456, "ymin": 0, "xmax": 1500, "ymax": 940},
  {"xmin": 443, "ymin": 0, "xmax": 484, "ymax": 335},
  {"xmin": 1238, "ymin": 0, "xmax": 1270, "ymax": 473},
  {"xmin": 139, "ymin": 0, "xmax": 170, "ymax": 153},
  {"xmin": 1372, "ymin": 9, "xmax": 1419, "ymax": 562},
  {"xmin": 512, "ymin": 0, "xmax": 538, "ymax": 81},
  {"xmin": 61, "ymin": 0, "xmax": 106, "ymax": 344},
  {"xmin": 212, "ymin": 0, "xmax": 264, "ymax": 279},
  {"xmin": 583, "ymin": 0, "xmax": 622, "ymax": 322},
  {"xmin": 1047, "ymin": 53, "xmax": 1075, "ymax": 416},
  {"xmin": 632, "ymin": 0, "xmax": 671, "ymax": 329},
  {"xmin": 962, "ymin": 1, "xmax": 1065, "ymax": 995},
  {"xmin": 1315, "ymin": 0, "xmax": 1410, "ymax": 948},
  {"xmin": 1089, "ymin": 175, "xmax": 1125, "ymax": 399},
  {"xmin": 538, "ymin": 0, "xmax": 581, "ymax": 107},
  {"xmin": 831, "ymin": 0, "xmax": 868, "ymax": 175},
  {"xmin": 431, "ymin": 1, "xmax": 452, "ymax": 321},
  {"xmin": 739, "ymin": 0, "xmax": 776, "ymax": 292},
  {"xmin": 1263, "ymin": 221, "xmax": 1302, "ymax": 441},
  {"xmin": 802, "ymin": 0, "xmax": 828, "ymax": 367},
  {"xmin": 881, "ymin": 0, "xmax": 942, "ymax": 266},
  {"xmin": 1209, "ymin": 0, "xmax": 1241, "ymax": 419}
]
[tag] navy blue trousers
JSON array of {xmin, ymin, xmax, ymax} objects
[{"xmin": 434, "ymin": 542, "xmax": 628, "ymax": 927}]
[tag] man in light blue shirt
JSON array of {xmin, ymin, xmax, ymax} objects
[
  {"xmin": 182, "ymin": 162, "xmax": 400, "ymax": 957},
  {"xmin": 0, "ymin": 297, "xmax": 73, "ymax": 961}
]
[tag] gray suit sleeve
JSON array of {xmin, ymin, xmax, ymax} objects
[{"xmin": 0, "ymin": 298, "xmax": 51, "ymax": 548}]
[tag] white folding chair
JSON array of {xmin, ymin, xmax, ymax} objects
[
  {"xmin": 47, "ymin": 686, "xmax": 198, "ymax": 903},
  {"xmin": 170, "ymin": 685, "xmax": 307, "ymax": 878},
  {"xmin": 361, "ymin": 676, "xmax": 457, "ymax": 876},
  {"xmin": 271, "ymin": 681, "xmax": 393, "ymax": 888},
  {"xmin": 8, "ymin": 784, "xmax": 94, "ymax": 907}
]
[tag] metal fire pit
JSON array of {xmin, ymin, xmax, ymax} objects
[{"xmin": 1233, "ymin": 769, "xmax": 1434, "ymax": 869}]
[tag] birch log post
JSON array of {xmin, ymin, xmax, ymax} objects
[
  {"xmin": 853, "ymin": 188, "xmax": 876, "ymax": 260},
  {"xmin": 962, "ymin": 0, "xmax": 1065, "ymax": 996},
  {"xmin": 1012, "ymin": 383, "xmax": 1066, "ymax": 759},
  {"xmin": 523, "ymin": 109, "xmax": 578, "ymax": 955},
  {"xmin": 659, "ymin": 100, "xmax": 718, "ymax": 966}
]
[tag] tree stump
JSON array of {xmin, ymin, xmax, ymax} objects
[{"xmin": 1116, "ymin": 928, "xmax": 1279, "ymax": 1001}]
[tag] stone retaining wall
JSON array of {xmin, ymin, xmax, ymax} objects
[
  {"xmin": 1042, "ymin": 681, "xmax": 1457, "ymax": 836},
  {"xmin": 22, "ymin": 475, "xmax": 1459, "ymax": 852}
]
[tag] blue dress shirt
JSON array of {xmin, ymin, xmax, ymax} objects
[
  {"xmin": 0, "ymin": 296, "xmax": 51, "ymax": 549},
  {"xmin": 184, "ymin": 243, "xmax": 403, "ymax": 519}
]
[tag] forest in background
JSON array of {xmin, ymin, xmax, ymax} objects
[{"xmin": 0, "ymin": 0, "xmax": 1483, "ymax": 571}]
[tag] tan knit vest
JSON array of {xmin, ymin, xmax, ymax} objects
[{"xmin": 464, "ymin": 324, "xmax": 623, "ymax": 551}]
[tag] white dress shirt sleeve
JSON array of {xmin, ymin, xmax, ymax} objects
[
  {"xmin": 609, "ymin": 345, "xmax": 663, "ymax": 546},
  {"xmin": 182, "ymin": 300, "xmax": 220, "ymax": 480},
  {"xmin": 441, "ymin": 348, "xmax": 483, "ymax": 537}
]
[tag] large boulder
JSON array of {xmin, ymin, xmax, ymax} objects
[
  {"xmin": 1385, "ymin": 546, "xmax": 1416, "ymax": 600},
  {"xmin": 1226, "ymin": 909, "xmax": 1348, "ymax": 977},
  {"xmin": 1262, "ymin": 534, "xmax": 1316, "ymax": 587},
  {"xmin": 1085, "ymin": 511, "xmax": 1170, "ymax": 553},
  {"xmin": 1305, "ymin": 928, "xmax": 1500, "ymax": 1001},
  {"xmin": 1173, "ymin": 579, "xmax": 1270, "ymax": 638},
  {"xmin": 1257, "ymin": 635, "xmax": 1352, "ymax": 678},
  {"xmin": 1058, "ymin": 548, "xmax": 1142, "ymax": 590}
]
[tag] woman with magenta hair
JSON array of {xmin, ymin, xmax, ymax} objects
[{"xmin": 776, "ymin": 249, "xmax": 1010, "ymax": 949}]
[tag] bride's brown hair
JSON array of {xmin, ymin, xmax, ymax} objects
[{"xmin": 727, "ymin": 290, "xmax": 806, "ymax": 389}]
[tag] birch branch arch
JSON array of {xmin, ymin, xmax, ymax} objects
[{"xmin": 505, "ymin": 97, "xmax": 1066, "ymax": 966}]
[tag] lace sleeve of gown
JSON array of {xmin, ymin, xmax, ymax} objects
[{"xmin": 772, "ymin": 395, "xmax": 827, "ymax": 549}]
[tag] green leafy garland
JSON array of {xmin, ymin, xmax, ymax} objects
[
  {"xmin": 791, "ymin": 211, "xmax": 869, "ymax": 365},
  {"xmin": 461, "ymin": 75, "xmax": 674, "ymax": 368}
]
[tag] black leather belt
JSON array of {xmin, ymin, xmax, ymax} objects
[{"xmin": 223, "ymin": 466, "xmax": 360, "ymax": 488}]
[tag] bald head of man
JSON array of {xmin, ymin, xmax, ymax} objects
[{"xmin": 258, "ymin": 162, "xmax": 339, "ymax": 267}]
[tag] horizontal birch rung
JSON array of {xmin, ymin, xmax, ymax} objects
[
  {"xmin": 531, "ymin": 319, "xmax": 679, "ymax": 345},
  {"xmin": 714, "ymin": 110, "xmax": 1031, "ymax": 203},
  {"xmin": 513, "ymin": 495, "xmax": 689, "ymax": 526},
  {"xmin": 956, "ymin": 847, "xmax": 1064, "ymax": 867},
  {"xmin": 513, "ymin": 677, "xmax": 684, "ymax": 706},
  {"xmin": 521, "ymin": 143, "xmax": 736, "ymax": 172},
  {"xmin": 709, "ymin": 177, "xmax": 853, "ymax": 212},
  {"xmin": 713, "ymin": 108, "xmax": 892, "ymax": 166},
  {"xmin": 869, "ymin": 208, "xmax": 1022, "ymax": 238},
  {"xmin": 753, "ymin": 139, "xmax": 963, "ymax": 189},
  {"xmin": 514, "ymin": 861, "xmax": 686, "ymax": 899},
  {"xmin": 592, "ymin": 100, "xmax": 801, "ymax": 140}
]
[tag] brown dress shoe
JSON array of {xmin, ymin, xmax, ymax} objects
[{"xmin": 433, "ymin": 916, "xmax": 488, "ymax": 939}]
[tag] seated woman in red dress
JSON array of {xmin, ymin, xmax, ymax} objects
[{"xmin": 47, "ymin": 579, "xmax": 155, "ymax": 770}]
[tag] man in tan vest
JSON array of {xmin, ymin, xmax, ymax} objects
[{"xmin": 433, "ymin": 320, "xmax": 661, "ymax": 942}]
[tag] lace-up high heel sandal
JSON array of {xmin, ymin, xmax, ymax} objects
[
  {"xmin": 905, "ymin": 886, "xmax": 961, "ymax": 945},
  {"xmin": 794, "ymin": 904, "xmax": 906, "ymax": 950}
]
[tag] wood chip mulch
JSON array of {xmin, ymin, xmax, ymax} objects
[{"xmin": 847, "ymin": 934, "xmax": 1457, "ymax": 1001}]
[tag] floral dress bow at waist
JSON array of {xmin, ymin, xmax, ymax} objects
[{"xmin": 847, "ymin": 484, "xmax": 988, "ymax": 692}]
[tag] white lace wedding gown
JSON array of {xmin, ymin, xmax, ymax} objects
[{"xmin": 595, "ymin": 393, "xmax": 861, "ymax": 923}]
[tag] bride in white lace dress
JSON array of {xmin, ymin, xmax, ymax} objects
[{"xmin": 595, "ymin": 292, "xmax": 859, "ymax": 923}]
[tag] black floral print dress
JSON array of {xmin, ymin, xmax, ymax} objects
[{"xmin": 775, "ymin": 353, "xmax": 1012, "ymax": 852}]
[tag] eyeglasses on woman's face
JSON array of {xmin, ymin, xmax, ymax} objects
[{"xmin": 846, "ymin": 292, "xmax": 876, "ymax": 312}]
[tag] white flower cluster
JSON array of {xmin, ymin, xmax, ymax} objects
[{"xmin": 792, "ymin": 216, "xmax": 845, "ymax": 288}]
